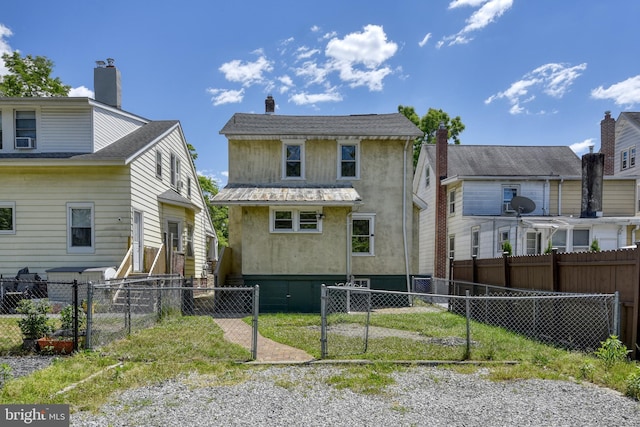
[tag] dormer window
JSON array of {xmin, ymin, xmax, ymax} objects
[{"xmin": 15, "ymin": 111, "xmax": 36, "ymax": 149}]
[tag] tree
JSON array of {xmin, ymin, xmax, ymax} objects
[
  {"xmin": 0, "ymin": 52, "xmax": 70, "ymax": 97},
  {"xmin": 198, "ymin": 174, "xmax": 228, "ymax": 247},
  {"xmin": 398, "ymin": 105, "xmax": 465, "ymax": 167}
]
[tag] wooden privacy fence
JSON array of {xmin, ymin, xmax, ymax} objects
[{"xmin": 451, "ymin": 248, "xmax": 640, "ymax": 358}]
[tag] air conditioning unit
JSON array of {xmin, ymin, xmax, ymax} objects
[
  {"xmin": 177, "ymin": 180, "xmax": 184, "ymax": 190},
  {"xmin": 503, "ymin": 202, "xmax": 515, "ymax": 213},
  {"xmin": 15, "ymin": 137, "xmax": 35, "ymax": 149}
]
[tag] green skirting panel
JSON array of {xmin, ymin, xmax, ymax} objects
[{"xmin": 242, "ymin": 275, "xmax": 410, "ymax": 313}]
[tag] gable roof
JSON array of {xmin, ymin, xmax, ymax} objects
[
  {"xmin": 220, "ymin": 113, "xmax": 423, "ymax": 139},
  {"xmin": 423, "ymin": 145, "xmax": 582, "ymax": 177},
  {"xmin": 0, "ymin": 120, "xmax": 178, "ymax": 164}
]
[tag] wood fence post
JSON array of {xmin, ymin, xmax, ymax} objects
[
  {"xmin": 551, "ymin": 248, "xmax": 559, "ymax": 292},
  {"xmin": 502, "ymin": 251, "xmax": 510, "ymax": 288},
  {"xmin": 472, "ymin": 255, "xmax": 477, "ymax": 283}
]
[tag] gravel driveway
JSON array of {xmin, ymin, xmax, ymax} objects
[{"xmin": 69, "ymin": 365, "xmax": 640, "ymax": 427}]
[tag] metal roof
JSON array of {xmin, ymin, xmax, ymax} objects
[
  {"xmin": 211, "ymin": 183, "xmax": 362, "ymax": 206},
  {"xmin": 219, "ymin": 113, "xmax": 423, "ymax": 139}
]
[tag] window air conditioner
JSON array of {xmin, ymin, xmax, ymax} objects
[
  {"xmin": 15, "ymin": 137, "xmax": 35, "ymax": 149},
  {"xmin": 503, "ymin": 202, "xmax": 515, "ymax": 213},
  {"xmin": 177, "ymin": 180, "xmax": 184, "ymax": 190}
]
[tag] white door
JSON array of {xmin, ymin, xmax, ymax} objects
[{"xmin": 133, "ymin": 211, "xmax": 143, "ymax": 272}]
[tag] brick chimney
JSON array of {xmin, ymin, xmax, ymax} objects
[
  {"xmin": 434, "ymin": 123, "xmax": 449, "ymax": 279},
  {"xmin": 265, "ymin": 95, "xmax": 275, "ymax": 114},
  {"xmin": 580, "ymin": 146, "xmax": 604, "ymax": 218},
  {"xmin": 600, "ymin": 111, "xmax": 615, "ymax": 175},
  {"xmin": 94, "ymin": 58, "xmax": 121, "ymax": 109}
]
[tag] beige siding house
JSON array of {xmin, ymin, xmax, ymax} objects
[
  {"xmin": 212, "ymin": 99, "xmax": 423, "ymax": 312},
  {"xmin": 0, "ymin": 61, "xmax": 216, "ymax": 282},
  {"xmin": 414, "ymin": 136, "xmax": 640, "ymax": 279}
]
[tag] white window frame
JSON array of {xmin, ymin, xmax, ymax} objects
[
  {"xmin": 351, "ymin": 213, "xmax": 375, "ymax": 256},
  {"xmin": 166, "ymin": 219, "xmax": 183, "ymax": 252},
  {"xmin": 0, "ymin": 201, "xmax": 16, "ymax": 234},
  {"xmin": 471, "ymin": 226, "xmax": 480, "ymax": 257},
  {"xmin": 67, "ymin": 202, "xmax": 95, "ymax": 253},
  {"xmin": 448, "ymin": 190, "xmax": 456, "ymax": 216},
  {"xmin": 187, "ymin": 176, "xmax": 192, "ymax": 198},
  {"xmin": 270, "ymin": 207, "xmax": 323, "ymax": 233},
  {"xmin": 282, "ymin": 140, "xmax": 305, "ymax": 180},
  {"xmin": 551, "ymin": 229, "xmax": 567, "ymax": 253},
  {"xmin": 498, "ymin": 228, "xmax": 510, "ymax": 253},
  {"xmin": 15, "ymin": 110, "xmax": 37, "ymax": 149},
  {"xmin": 622, "ymin": 150, "xmax": 629, "ymax": 170},
  {"xmin": 425, "ymin": 166, "xmax": 430, "ymax": 187},
  {"xmin": 572, "ymin": 229, "xmax": 590, "ymax": 252},
  {"xmin": 502, "ymin": 185, "xmax": 519, "ymax": 213},
  {"xmin": 337, "ymin": 140, "xmax": 360, "ymax": 180},
  {"xmin": 526, "ymin": 231, "xmax": 541, "ymax": 255},
  {"xmin": 448, "ymin": 234, "xmax": 455, "ymax": 260},
  {"xmin": 185, "ymin": 223, "xmax": 194, "ymax": 258},
  {"xmin": 155, "ymin": 150, "xmax": 163, "ymax": 179},
  {"xmin": 631, "ymin": 146, "xmax": 637, "ymax": 168}
]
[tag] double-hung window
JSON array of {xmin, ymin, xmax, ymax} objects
[
  {"xmin": 270, "ymin": 207, "xmax": 322, "ymax": 233},
  {"xmin": 573, "ymin": 229, "xmax": 590, "ymax": 252},
  {"xmin": 551, "ymin": 230, "xmax": 567, "ymax": 253},
  {"xmin": 471, "ymin": 226, "xmax": 480, "ymax": 257},
  {"xmin": 170, "ymin": 153, "xmax": 181, "ymax": 189},
  {"xmin": 448, "ymin": 190, "xmax": 456, "ymax": 215},
  {"xmin": 67, "ymin": 203, "xmax": 94, "ymax": 253},
  {"xmin": 338, "ymin": 141, "xmax": 359, "ymax": 179},
  {"xmin": 282, "ymin": 140, "xmax": 305, "ymax": 179},
  {"xmin": 448, "ymin": 235, "xmax": 455, "ymax": 260},
  {"xmin": 156, "ymin": 150, "xmax": 163, "ymax": 179},
  {"xmin": 351, "ymin": 214, "xmax": 375, "ymax": 256},
  {"xmin": 0, "ymin": 202, "xmax": 15, "ymax": 234},
  {"xmin": 185, "ymin": 224, "xmax": 194, "ymax": 257},
  {"xmin": 15, "ymin": 111, "xmax": 36, "ymax": 149},
  {"xmin": 622, "ymin": 150, "xmax": 629, "ymax": 170}
]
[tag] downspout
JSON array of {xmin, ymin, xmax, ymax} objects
[
  {"xmin": 346, "ymin": 211, "xmax": 353, "ymax": 282},
  {"xmin": 402, "ymin": 136, "xmax": 411, "ymax": 294}
]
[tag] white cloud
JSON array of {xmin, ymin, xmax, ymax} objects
[
  {"xmin": 591, "ymin": 75, "xmax": 640, "ymax": 106},
  {"xmin": 295, "ymin": 46, "xmax": 320, "ymax": 61},
  {"xmin": 418, "ymin": 33, "xmax": 432, "ymax": 47},
  {"xmin": 0, "ymin": 23, "xmax": 13, "ymax": 75},
  {"xmin": 322, "ymin": 31, "xmax": 337, "ymax": 40},
  {"xmin": 68, "ymin": 86, "xmax": 94, "ymax": 97},
  {"xmin": 218, "ymin": 53, "xmax": 273, "ymax": 87},
  {"xmin": 570, "ymin": 138, "xmax": 595, "ymax": 156},
  {"xmin": 485, "ymin": 62, "xmax": 587, "ymax": 115},
  {"xmin": 440, "ymin": 0, "xmax": 513, "ymax": 47},
  {"xmin": 295, "ymin": 60, "xmax": 330, "ymax": 86},
  {"xmin": 289, "ymin": 88, "xmax": 343, "ymax": 105},
  {"xmin": 324, "ymin": 24, "xmax": 398, "ymax": 91},
  {"xmin": 310, "ymin": 25, "xmax": 321, "ymax": 33},
  {"xmin": 277, "ymin": 75, "xmax": 294, "ymax": 93},
  {"xmin": 206, "ymin": 88, "xmax": 245, "ymax": 106}
]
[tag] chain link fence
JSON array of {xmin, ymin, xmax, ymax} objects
[
  {"xmin": 320, "ymin": 281, "xmax": 618, "ymax": 359},
  {"xmin": 1, "ymin": 275, "xmax": 259, "ymax": 359}
]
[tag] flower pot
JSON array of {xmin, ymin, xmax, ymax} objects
[{"xmin": 37, "ymin": 337, "xmax": 74, "ymax": 354}]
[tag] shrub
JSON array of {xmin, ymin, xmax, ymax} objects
[
  {"xmin": 502, "ymin": 241, "xmax": 512, "ymax": 255},
  {"xmin": 15, "ymin": 299, "xmax": 54, "ymax": 340},
  {"xmin": 60, "ymin": 304, "xmax": 87, "ymax": 332},
  {"xmin": 594, "ymin": 335, "xmax": 630, "ymax": 369},
  {"xmin": 625, "ymin": 367, "xmax": 640, "ymax": 400},
  {"xmin": 590, "ymin": 239, "xmax": 601, "ymax": 252}
]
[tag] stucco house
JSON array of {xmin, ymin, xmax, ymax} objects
[
  {"xmin": 0, "ymin": 59, "xmax": 216, "ymax": 283},
  {"xmin": 212, "ymin": 97, "xmax": 423, "ymax": 312},
  {"xmin": 414, "ymin": 122, "xmax": 640, "ymax": 279}
]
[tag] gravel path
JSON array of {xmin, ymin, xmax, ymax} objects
[{"xmin": 69, "ymin": 365, "xmax": 640, "ymax": 427}]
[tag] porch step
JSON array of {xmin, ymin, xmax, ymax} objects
[{"xmin": 225, "ymin": 275, "xmax": 245, "ymax": 287}]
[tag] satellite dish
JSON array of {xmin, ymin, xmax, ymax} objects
[{"xmin": 510, "ymin": 196, "xmax": 536, "ymax": 214}]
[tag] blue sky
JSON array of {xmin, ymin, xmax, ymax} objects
[{"xmin": 1, "ymin": 1, "xmax": 640, "ymax": 186}]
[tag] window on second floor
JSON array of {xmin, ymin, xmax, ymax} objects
[
  {"xmin": 156, "ymin": 150, "xmax": 163, "ymax": 179},
  {"xmin": 283, "ymin": 141, "xmax": 304, "ymax": 179},
  {"xmin": 338, "ymin": 141, "xmax": 360, "ymax": 179},
  {"xmin": 187, "ymin": 177, "xmax": 192, "ymax": 198},
  {"xmin": 471, "ymin": 226, "xmax": 480, "ymax": 257},
  {"xmin": 425, "ymin": 167, "xmax": 430, "ymax": 187},
  {"xmin": 170, "ymin": 153, "xmax": 181, "ymax": 189},
  {"xmin": 631, "ymin": 147, "xmax": 637, "ymax": 168},
  {"xmin": 622, "ymin": 150, "xmax": 629, "ymax": 170},
  {"xmin": 15, "ymin": 111, "xmax": 36, "ymax": 149},
  {"xmin": 502, "ymin": 186, "xmax": 519, "ymax": 213},
  {"xmin": 448, "ymin": 190, "xmax": 456, "ymax": 215}
]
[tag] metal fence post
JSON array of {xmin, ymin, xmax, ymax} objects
[
  {"xmin": 86, "ymin": 282, "xmax": 93, "ymax": 350},
  {"xmin": 126, "ymin": 283, "xmax": 131, "ymax": 336},
  {"xmin": 465, "ymin": 290, "xmax": 471, "ymax": 360},
  {"xmin": 320, "ymin": 285, "xmax": 327, "ymax": 359},
  {"xmin": 73, "ymin": 280, "xmax": 79, "ymax": 352},
  {"xmin": 613, "ymin": 291, "xmax": 620, "ymax": 337},
  {"xmin": 251, "ymin": 285, "xmax": 259, "ymax": 360}
]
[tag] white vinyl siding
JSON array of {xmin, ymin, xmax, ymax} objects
[
  {"xmin": 93, "ymin": 107, "xmax": 145, "ymax": 151},
  {"xmin": 39, "ymin": 107, "xmax": 92, "ymax": 152},
  {"xmin": 463, "ymin": 181, "xmax": 546, "ymax": 216}
]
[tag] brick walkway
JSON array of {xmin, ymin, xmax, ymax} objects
[{"xmin": 214, "ymin": 318, "xmax": 314, "ymax": 363}]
